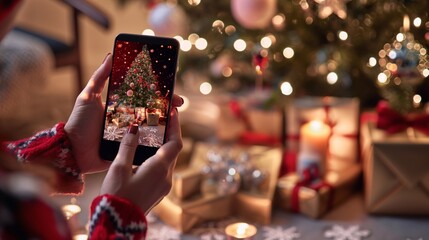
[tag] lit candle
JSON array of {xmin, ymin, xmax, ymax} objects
[
  {"xmin": 225, "ymin": 222, "xmax": 257, "ymax": 240},
  {"xmin": 62, "ymin": 197, "xmax": 81, "ymax": 220},
  {"xmin": 403, "ymin": 15, "xmax": 410, "ymax": 32},
  {"xmin": 298, "ymin": 120, "xmax": 331, "ymax": 176}
]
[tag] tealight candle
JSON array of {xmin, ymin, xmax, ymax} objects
[{"xmin": 225, "ymin": 222, "xmax": 257, "ymax": 240}]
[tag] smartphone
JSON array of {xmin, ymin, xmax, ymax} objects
[{"xmin": 99, "ymin": 33, "xmax": 179, "ymax": 165}]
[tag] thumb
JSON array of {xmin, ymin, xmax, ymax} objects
[{"xmin": 101, "ymin": 124, "xmax": 139, "ymax": 195}]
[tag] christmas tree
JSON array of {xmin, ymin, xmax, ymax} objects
[
  {"xmin": 115, "ymin": 45, "xmax": 160, "ymax": 110},
  {"xmin": 119, "ymin": 0, "xmax": 429, "ymax": 111}
]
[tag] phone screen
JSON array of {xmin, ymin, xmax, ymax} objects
[{"xmin": 100, "ymin": 34, "xmax": 179, "ymax": 165}]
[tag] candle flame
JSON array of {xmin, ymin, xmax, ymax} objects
[
  {"xmin": 236, "ymin": 223, "xmax": 248, "ymax": 235},
  {"xmin": 255, "ymin": 65, "xmax": 262, "ymax": 75},
  {"xmin": 403, "ymin": 15, "xmax": 410, "ymax": 32},
  {"xmin": 62, "ymin": 204, "xmax": 81, "ymax": 219},
  {"xmin": 309, "ymin": 120, "xmax": 324, "ymax": 131}
]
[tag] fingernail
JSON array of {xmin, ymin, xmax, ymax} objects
[
  {"xmin": 128, "ymin": 124, "xmax": 138, "ymax": 134},
  {"xmin": 180, "ymin": 97, "xmax": 184, "ymax": 105},
  {"xmin": 102, "ymin": 53, "xmax": 111, "ymax": 64}
]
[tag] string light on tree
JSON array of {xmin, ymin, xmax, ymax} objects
[
  {"xmin": 200, "ymin": 82, "xmax": 212, "ymax": 95},
  {"xmin": 195, "ymin": 38, "xmax": 208, "ymax": 50},
  {"xmin": 327, "ymin": 72, "xmax": 338, "ymax": 84},
  {"xmin": 283, "ymin": 47, "xmax": 295, "ymax": 59},
  {"xmin": 376, "ymin": 14, "xmax": 429, "ymax": 113},
  {"xmin": 315, "ymin": 0, "xmax": 349, "ymax": 19},
  {"xmin": 234, "ymin": 39, "xmax": 247, "ymax": 52},
  {"xmin": 142, "ymin": 29, "xmax": 155, "ymax": 36},
  {"xmin": 180, "ymin": 40, "xmax": 192, "ymax": 51},
  {"xmin": 280, "ymin": 81, "xmax": 293, "ymax": 95}
]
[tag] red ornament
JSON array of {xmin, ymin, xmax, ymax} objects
[
  {"xmin": 150, "ymin": 83, "xmax": 157, "ymax": 91},
  {"xmin": 155, "ymin": 90, "xmax": 161, "ymax": 96},
  {"xmin": 126, "ymin": 89, "xmax": 134, "ymax": 97},
  {"xmin": 253, "ymin": 52, "xmax": 269, "ymax": 71}
]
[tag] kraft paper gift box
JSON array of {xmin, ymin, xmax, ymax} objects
[
  {"xmin": 216, "ymin": 92, "xmax": 283, "ymax": 146},
  {"xmin": 285, "ymin": 97, "xmax": 360, "ymax": 169},
  {"xmin": 153, "ymin": 142, "xmax": 282, "ymax": 232},
  {"xmin": 275, "ymin": 163, "xmax": 361, "ymax": 218},
  {"xmin": 153, "ymin": 194, "xmax": 233, "ymax": 233},
  {"xmin": 361, "ymin": 121, "xmax": 429, "ymax": 215}
]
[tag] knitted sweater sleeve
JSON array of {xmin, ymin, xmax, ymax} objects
[
  {"xmin": 89, "ymin": 194, "xmax": 147, "ymax": 239},
  {"xmin": 1, "ymin": 122, "xmax": 83, "ymax": 194}
]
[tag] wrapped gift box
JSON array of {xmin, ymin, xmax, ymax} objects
[
  {"xmin": 153, "ymin": 142, "xmax": 282, "ymax": 232},
  {"xmin": 285, "ymin": 97, "xmax": 360, "ymax": 171},
  {"xmin": 275, "ymin": 163, "xmax": 361, "ymax": 218},
  {"xmin": 361, "ymin": 118, "xmax": 429, "ymax": 215},
  {"xmin": 216, "ymin": 91, "xmax": 283, "ymax": 146},
  {"xmin": 154, "ymin": 194, "xmax": 233, "ymax": 233}
]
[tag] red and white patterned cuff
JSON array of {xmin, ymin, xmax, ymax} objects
[
  {"xmin": 89, "ymin": 194, "xmax": 147, "ymax": 239},
  {"xmin": 2, "ymin": 122, "xmax": 83, "ymax": 194}
]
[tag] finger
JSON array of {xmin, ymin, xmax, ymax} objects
[
  {"xmin": 111, "ymin": 124, "xmax": 139, "ymax": 173},
  {"xmin": 83, "ymin": 53, "xmax": 113, "ymax": 96},
  {"xmin": 135, "ymin": 109, "xmax": 182, "ymax": 176},
  {"xmin": 171, "ymin": 94, "xmax": 184, "ymax": 108},
  {"xmin": 155, "ymin": 109, "xmax": 183, "ymax": 165}
]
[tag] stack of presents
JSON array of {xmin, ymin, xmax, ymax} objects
[{"xmin": 152, "ymin": 93, "xmax": 429, "ymax": 233}]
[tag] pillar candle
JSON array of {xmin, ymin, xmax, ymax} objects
[{"xmin": 298, "ymin": 120, "xmax": 331, "ymax": 176}]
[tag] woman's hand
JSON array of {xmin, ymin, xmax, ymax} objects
[
  {"xmin": 100, "ymin": 106, "xmax": 183, "ymax": 214},
  {"xmin": 64, "ymin": 54, "xmax": 113, "ymax": 174},
  {"xmin": 65, "ymin": 53, "xmax": 184, "ymax": 175}
]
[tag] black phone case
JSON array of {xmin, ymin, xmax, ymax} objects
[{"xmin": 99, "ymin": 33, "xmax": 179, "ymax": 165}]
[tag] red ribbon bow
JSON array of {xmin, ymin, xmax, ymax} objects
[
  {"xmin": 376, "ymin": 101, "xmax": 429, "ymax": 135},
  {"xmin": 290, "ymin": 164, "xmax": 333, "ymax": 213}
]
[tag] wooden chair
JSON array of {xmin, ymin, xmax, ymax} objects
[{"xmin": 13, "ymin": 0, "xmax": 110, "ymax": 96}]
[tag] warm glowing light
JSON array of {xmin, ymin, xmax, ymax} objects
[
  {"xmin": 377, "ymin": 72, "xmax": 388, "ymax": 84},
  {"xmin": 388, "ymin": 50, "xmax": 397, "ymax": 59},
  {"xmin": 234, "ymin": 39, "xmax": 247, "ymax": 52},
  {"xmin": 272, "ymin": 14, "xmax": 285, "ymax": 28},
  {"xmin": 142, "ymin": 29, "xmax": 155, "ymax": 36},
  {"xmin": 73, "ymin": 234, "xmax": 88, "ymax": 240},
  {"xmin": 225, "ymin": 25, "xmax": 236, "ymax": 35},
  {"xmin": 237, "ymin": 224, "xmax": 246, "ymax": 235},
  {"xmin": 413, "ymin": 17, "xmax": 422, "ymax": 27},
  {"xmin": 62, "ymin": 198, "xmax": 81, "ymax": 220},
  {"xmin": 188, "ymin": 0, "xmax": 201, "ymax": 6},
  {"xmin": 283, "ymin": 47, "xmax": 294, "ymax": 59},
  {"xmin": 222, "ymin": 67, "xmax": 233, "ymax": 77},
  {"xmin": 368, "ymin": 57, "xmax": 377, "ymax": 67},
  {"xmin": 173, "ymin": 35, "xmax": 184, "ymax": 43},
  {"xmin": 327, "ymin": 72, "xmax": 338, "ymax": 84},
  {"xmin": 225, "ymin": 222, "xmax": 257, "ymax": 238},
  {"xmin": 338, "ymin": 31, "xmax": 348, "ymax": 40},
  {"xmin": 396, "ymin": 33, "xmax": 405, "ymax": 42},
  {"xmin": 177, "ymin": 95, "xmax": 189, "ymax": 112},
  {"xmin": 195, "ymin": 38, "xmax": 208, "ymax": 50},
  {"xmin": 260, "ymin": 36, "xmax": 272, "ymax": 48},
  {"xmin": 413, "ymin": 94, "xmax": 422, "ymax": 106},
  {"xmin": 188, "ymin": 33, "xmax": 199, "ymax": 44},
  {"xmin": 180, "ymin": 40, "xmax": 192, "ymax": 52},
  {"xmin": 200, "ymin": 82, "xmax": 212, "ymax": 95},
  {"xmin": 212, "ymin": 20, "xmax": 225, "ymax": 31},
  {"xmin": 403, "ymin": 15, "xmax": 410, "ymax": 32},
  {"xmin": 280, "ymin": 81, "xmax": 293, "ymax": 95}
]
